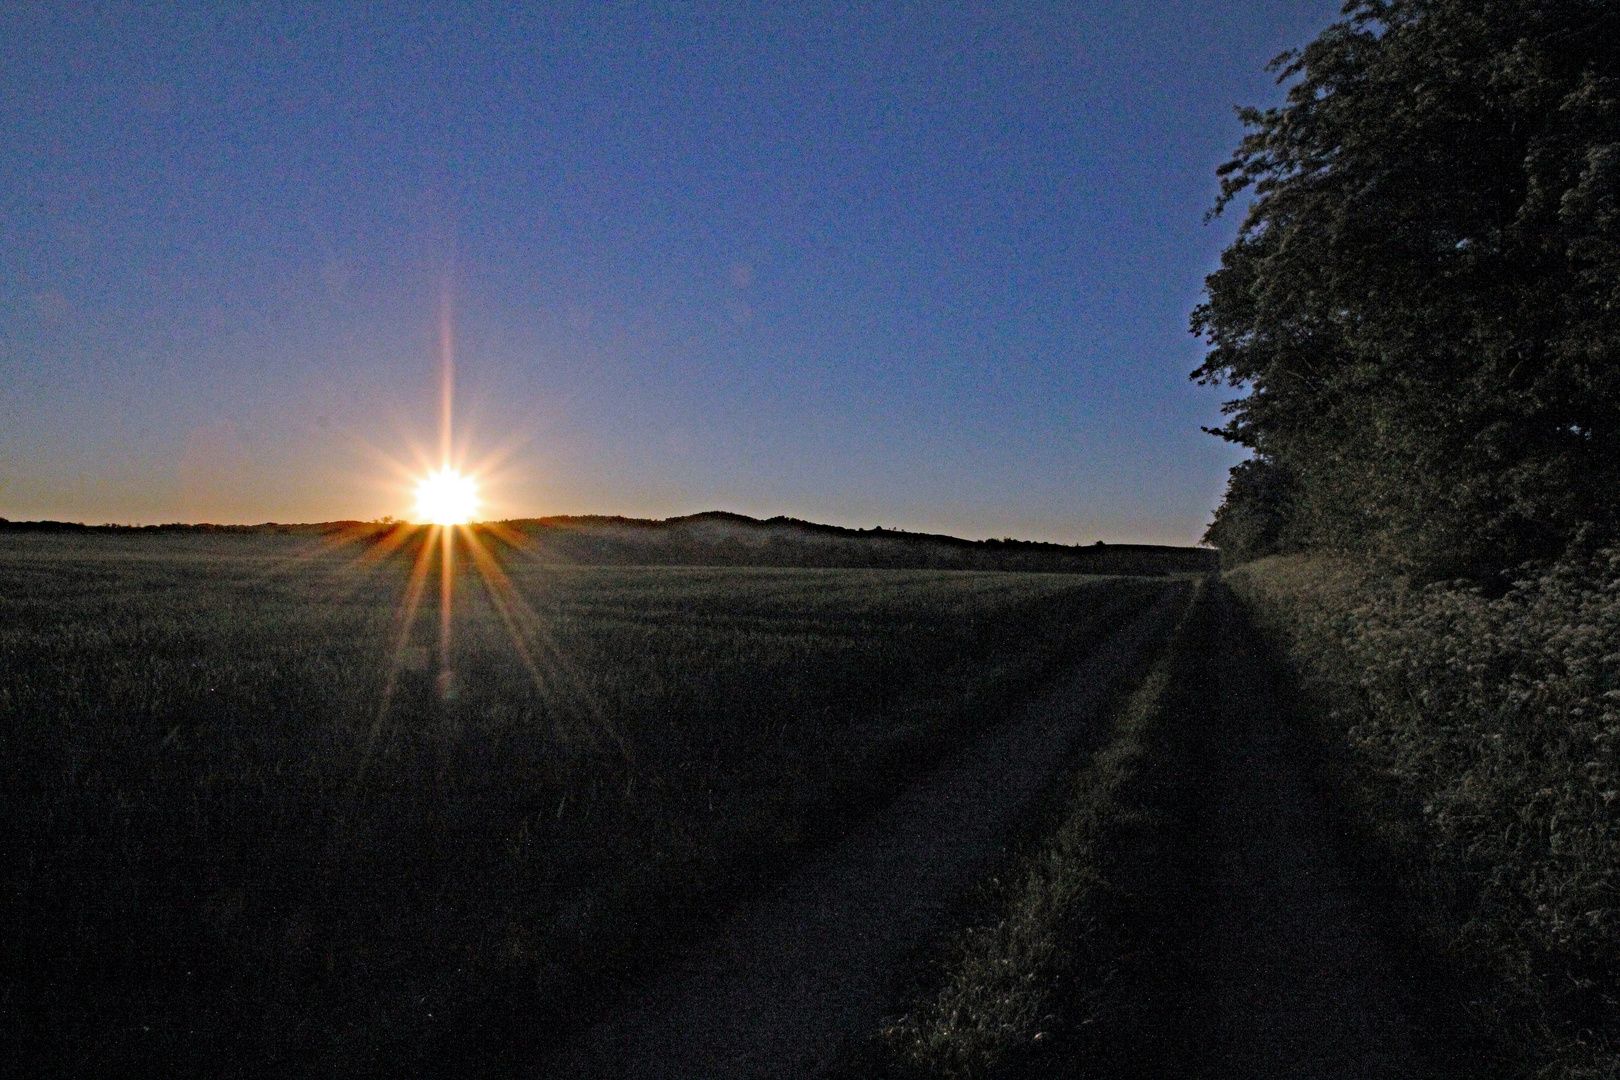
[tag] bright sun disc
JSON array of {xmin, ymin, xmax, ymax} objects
[{"xmin": 415, "ymin": 469, "xmax": 479, "ymax": 525}]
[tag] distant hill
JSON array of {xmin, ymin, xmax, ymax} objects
[
  {"xmin": 487, "ymin": 512, "xmax": 1213, "ymax": 575},
  {"xmin": 0, "ymin": 511, "xmax": 1215, "ymax": 575}
]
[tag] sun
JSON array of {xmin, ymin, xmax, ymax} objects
[{"xmin": 415, "ymin": 468, "xmax": 480, "ymax": 525}]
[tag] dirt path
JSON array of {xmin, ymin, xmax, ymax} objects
[
  {"xmin": 1097, "ymin": 585, "xmax": 1469, "ymax": 1079},
  {"xmin": 1185, "ymin": 591, "xmax": 1424, "ymax": 1077},
  {"xmin": 539, "ymin": 585, "xmax": 1191, "ymax": 1079}
]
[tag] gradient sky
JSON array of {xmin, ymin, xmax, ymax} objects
[{"xmin": 1, "ymin": 1, "xmax": 1341, "ymax": 544}]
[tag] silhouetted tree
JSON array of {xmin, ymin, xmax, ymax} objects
[
  {"xmin": 1194, "ymin": 0, "xmax": 1620, "ymax": 579},
  {"xmin": 1203, "ymin": 456, "xmax": 1297, "ymax": 567}
]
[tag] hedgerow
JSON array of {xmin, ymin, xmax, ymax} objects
[{"xmin": 1228, "ymin": 546, "xmax": 1620, "ymax": 1077}]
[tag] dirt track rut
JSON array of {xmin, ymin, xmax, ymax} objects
[
  {"xmin": 1186, "ymin": 592, "xmax": 1424, "ymax": 1077},
  {"xmin": 541, "ymin": 585, "xmax": 1189, "ymax": 1079},
  {"xmin": 1094, "ymin": 585, "xmax": 1470, "ymax": 1080}
]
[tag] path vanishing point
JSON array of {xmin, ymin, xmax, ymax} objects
[{"xmin": 542, "ymin": 583, "xmax": 1467, "ymax": 1079}]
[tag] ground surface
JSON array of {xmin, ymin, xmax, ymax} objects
[
  {"xmin": 1086, "ymin": 585, "xmax": 1477, "ymax": 1080},
  {"xmin": 1, "ymin": 533, "xmax": 1176, "ymax": 1076},
  {"xmin": 542, "ymin": 582, "xmax": 1479, "ymax": 1079},
  {"xmin": 539, "ymin": 587, "xmax": 1190, "ymax": 1078},
  {"xmin": 5, "ymin": 536, "xmax": 1477, "ymax": 1076}
]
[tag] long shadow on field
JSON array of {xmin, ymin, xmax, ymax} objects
[{"xmin": 1077, "ymin": 585, "xmax": 1490, "ymax": 1080}]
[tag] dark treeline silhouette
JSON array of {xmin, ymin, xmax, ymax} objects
[
  {"xmin": 0, "ymin": 519, "xmax": 318, "ymax": 535},
  {"xmin": 490, "ymin": 512, "xmax": 1213, "ymax": 574},
  {"xmin": 0, "ymin": 513, "xmax": 1213, "ymax": 575},
  {"xmin": 1195, "ymin": 0, "xmax": 1620, "ymax": 579}
]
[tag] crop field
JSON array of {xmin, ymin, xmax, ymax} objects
[{"xmin": 0, "ymin": 530, "xmax": 1176, "ymax": 1074}]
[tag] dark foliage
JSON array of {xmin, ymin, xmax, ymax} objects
[
  {"xmin": 1194, "ymin": 0, "xmax": 1620, "ymax": 579},
  {"xmin": 1202, "ymin": 456, "xmax": 1298, "ymax": 568}
]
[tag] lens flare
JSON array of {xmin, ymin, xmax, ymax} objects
[{"xmin": 414, "ymin": 469, "xmax": 479, "ymax": 525}]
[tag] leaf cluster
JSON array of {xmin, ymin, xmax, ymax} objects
[{"xmin": 1197, "ymin": 0, "xmax": 1620, "ymax": 579}]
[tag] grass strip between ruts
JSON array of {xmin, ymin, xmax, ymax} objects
[{"xmin": 873, "ymin": 577, "xmax": 1206, "ymax": 1078}]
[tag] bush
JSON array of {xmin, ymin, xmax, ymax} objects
[{"xmin": 1229, "ymin": 546, "xmax": 1620, "ymax": 1076}]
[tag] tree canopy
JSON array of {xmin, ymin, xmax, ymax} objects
[{"xmin": 1195, "ymin": 0, "xmax": 1620, "ymax": 578}]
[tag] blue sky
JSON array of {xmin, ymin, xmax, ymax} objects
[{"xmin": 0, "ymin": 1, "xmax": 1341, "ymax": 542}]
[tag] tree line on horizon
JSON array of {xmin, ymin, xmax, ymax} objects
[{"xmin": 1197, "ymin": 0, "xmax": 1620, "ymax": 581}]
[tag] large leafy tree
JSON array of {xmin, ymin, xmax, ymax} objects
[{"xmin": 1195, "ymin": 0, "xmax": 1620, "ymax": 578}]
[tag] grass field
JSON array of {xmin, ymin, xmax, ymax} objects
[{"xmin": 0, "ymin": 530, "xmax": 1177, "ymax": 1075}]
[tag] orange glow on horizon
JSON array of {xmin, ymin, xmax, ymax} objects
[{"xmin": 341, "ymin": 280, "xmax": 612, "ymax": 783}]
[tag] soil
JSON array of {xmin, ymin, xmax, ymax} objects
[{"xmin": 537, "ymin": 586, "xmax": 1190, "ymax": 1078}]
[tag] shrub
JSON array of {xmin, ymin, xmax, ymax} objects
[{"xmin": 1229, "ymin": 546, "xmax": 1620, "ymax": 1076}]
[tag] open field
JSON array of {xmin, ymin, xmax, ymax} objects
[
  {"xmin": 548, "ymin": 580, "xmax": 1189, "ymax": 1077},
  {"xmin": 0, "ymin": 513, "xmax": 1218, "ymax": 576},
  {"xmin": 0, "ymin": 530, "xmax": 1185, "ymax": 1075}
]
